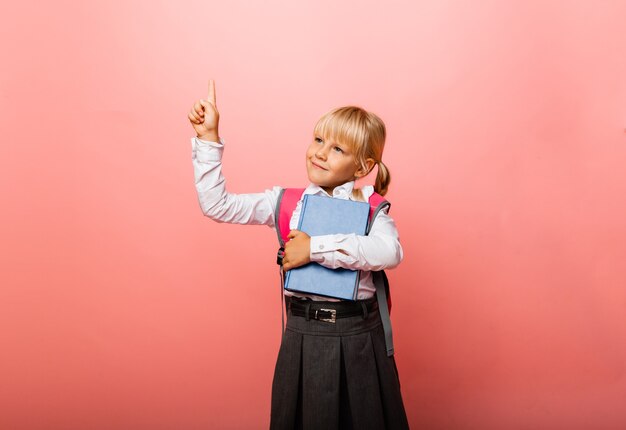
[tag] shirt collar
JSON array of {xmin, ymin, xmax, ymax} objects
[{"xmin": 303, "ymin": 181, "xmax": 356, "ymax": 200}]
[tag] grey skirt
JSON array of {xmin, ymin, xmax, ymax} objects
[{"xmin": 270, "ymin": 297, "xmax": 409, "ymax": 430}]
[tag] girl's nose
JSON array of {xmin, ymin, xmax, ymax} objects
[{"xmin": 315, "ymin": 145, "xmax": 329, "ymax": 160}]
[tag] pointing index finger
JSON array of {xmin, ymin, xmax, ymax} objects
[{"xmin": 208, "ymin": 79, "xmax": 216, "ymax": 105}]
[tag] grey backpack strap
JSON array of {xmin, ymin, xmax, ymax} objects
[
  {"xmin": 274, "ymin": 188, "xmax": 286, "ymax": 338},
  {"xmin": 374, "ymin": 270, "xmax": 394, "ymax": 356},
  {"xmin": 367, "ymin": 197, "xmax": 395, "ymax": 357},
  {"xmin": 274, "ymin": 188, "xmax": 286, "ymax": 248}
]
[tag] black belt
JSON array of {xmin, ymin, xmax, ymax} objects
[{"xmin": 287, "ymin": 297, "xmax": 378, "ymax": 323}]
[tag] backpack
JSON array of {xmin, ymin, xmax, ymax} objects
[{"xmin": 274, "ymin": 187, "xmax": 395, "ymax": 356}]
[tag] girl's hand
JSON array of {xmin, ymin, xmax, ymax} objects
[
  {"xmin": 282, "ymin": 230, "xmax": 311, "ymax": 271},
  {"xmin": 188, "ymin": 79, "xmax": 220, "ymax": 142}
]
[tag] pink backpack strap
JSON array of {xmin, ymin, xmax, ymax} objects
[
  {"xmin": 274, "ymin": 188, "xmax": 306, "ymax": 339},
  {"xmin": 274, "ymin": 188, "xmax": 306, "ymax": 247},
  {"xmin": 366, "ymin": 192, "xmax": 390, "ymax": 234}
]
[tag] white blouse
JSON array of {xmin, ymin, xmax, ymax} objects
[{"xmin": 191, "ymin": 136, "xmax": 404, "ymax": 300}]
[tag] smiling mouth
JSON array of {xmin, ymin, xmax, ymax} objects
[{"xmin": 311, "ymin": 160, "xmax": 328, "ymax": 170}]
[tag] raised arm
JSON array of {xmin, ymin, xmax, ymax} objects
[{"xmin": 189, "ymin": 80, "xmax": 281, "ymax": 227}]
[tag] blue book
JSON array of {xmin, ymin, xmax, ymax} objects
[{"xmin": 284, "ymin": 194, "xmax": 371, "ymax": 300}]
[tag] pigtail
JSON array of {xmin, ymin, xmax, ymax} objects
[{"xmin": 374, "ymin": 160, "xmax": 391, "ymax": 197}]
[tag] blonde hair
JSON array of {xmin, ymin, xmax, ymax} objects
[{"xmin": 313, "ymin": 106, "xmax": 391, "ymax": 199}]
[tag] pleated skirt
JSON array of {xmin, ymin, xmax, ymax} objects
[{"xmin": 270, "ymin": 297, "xmax": 409, "ymax": 430}]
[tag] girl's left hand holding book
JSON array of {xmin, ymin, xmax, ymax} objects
[{"xmin": 282, "ymin": 230, "xmax": 311, "ymax": 271}]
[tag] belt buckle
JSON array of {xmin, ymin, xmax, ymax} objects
[{"xmin": 316, "ymin": 308, "xmax": 336, "ymax": 323}]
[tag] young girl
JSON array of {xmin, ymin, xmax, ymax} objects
[{"xmin": 188, "ymin": 80, "xmax": 409, "ymax": 429}]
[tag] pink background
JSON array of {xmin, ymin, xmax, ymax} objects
[{"xmin": 2, "ymin": 1, "xmax": 626, "ymax": 428}]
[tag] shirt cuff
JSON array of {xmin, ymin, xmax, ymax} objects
[
  {"xmin": 309, "ymin": 235, "xmax": 342, "ymax": 262},
  {"xmin": 193, "ymin": 136, "xmax": 225, "ymax": 147},
  {"xmin": 191, "ymin": 136, "xmax": 225, "ymax": 162}
]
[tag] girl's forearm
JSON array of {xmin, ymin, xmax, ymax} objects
[{"xmin": 310, "ymin": 232, "xmax": 403, "ymax": 271}]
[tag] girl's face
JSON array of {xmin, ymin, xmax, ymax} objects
[{"xmin": 306, "ymin": 135, "xmax": 362, "ymax": 195}]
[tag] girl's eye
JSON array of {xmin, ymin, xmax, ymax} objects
[{"xmin": 314, "ymin": 137, "xmax": 344, "ymax": 153}]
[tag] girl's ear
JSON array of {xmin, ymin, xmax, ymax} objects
[{"xmin": 355, "ymin": 158, "xmax": 376, "ymax": 179}]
